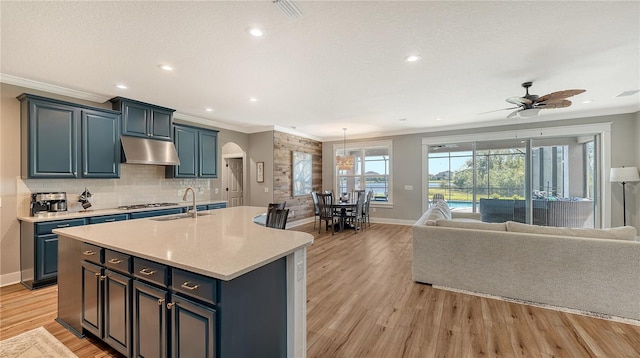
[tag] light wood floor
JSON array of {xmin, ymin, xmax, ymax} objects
[{"xmin": 1, "ymin": 222, "xmax": 639, "ymax": 357}]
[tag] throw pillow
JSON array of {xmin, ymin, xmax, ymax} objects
[{"xmin": 506, "ymin": 221, "xmax": 637, "ymax": 241}]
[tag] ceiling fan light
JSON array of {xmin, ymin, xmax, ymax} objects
[{"xmin": 518, "ymin": 108, "xmax": 541, "ymax": 118}]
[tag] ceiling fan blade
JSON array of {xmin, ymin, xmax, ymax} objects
[
  {"xmin": 536, "ymin": 89, "xmax": 585, "ymax": 103},
  {"xmin": 506, "ymin": 96, "xmax": 533, "ymax": 106},
  {"xmin": 507, "ymin": 108, "xmax": 541, "ymax": 119},
  {"xmin": 535, "ymin": 99, "xmax": 572, "ymax": 109},
  {"xmin": 507, "ymin": 108, "xmax": 523, "ymax": 119},
  {"xmin": 478, "ymin": 106, "xmax": 520, "ymax": 115}
]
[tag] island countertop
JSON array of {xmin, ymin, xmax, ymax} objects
[{"xmin": 53, "ymin": 206, "xmax": 314, "ymax": 281}]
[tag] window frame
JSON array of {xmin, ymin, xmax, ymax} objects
[{"xmin": 333, "ymin": 139, "xmax": 393, "ymax": 207}]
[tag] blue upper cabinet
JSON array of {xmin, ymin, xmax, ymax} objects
[
  {"xmin": 82, "ymin": 109, "xmax": 120, "ymax": 178},
  {"xmin": 167, "ymin": 124, "xmax": 218, "ymax": 178},
  {"xmin": 18, "ymin": 94, "xmax": 121, "ymax": 179},
  {"xmin": 110, "ymin": 97, "xmax": 174, "ymax": 141}
]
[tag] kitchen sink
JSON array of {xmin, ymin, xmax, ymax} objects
[{"xmin": 151, "ymin": 213, "xmax": 211, "ymax": 221}]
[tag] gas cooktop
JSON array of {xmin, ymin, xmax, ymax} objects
[{"xmin": 117, "ymin": 203, "xmax": 179, "ymax": 210}]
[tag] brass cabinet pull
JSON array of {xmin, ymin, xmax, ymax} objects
[
  {"xmin": 83, "ymin": 250, "xmax": 95, "ymax": 256},
  {"xmin": 158, "ymin": 298, "xmax": 165, "ymax": 306},
  {"xmin": 167, "ymin": 302, "xmax": 175, "ymax": 309},
  {"xmin": 100, "ymin": 275, "xmax": 106, "ymax": 281},
  {"xmin": 56, "ymin": 224, "xmax": 70, "ymax": 228},
  {"xmin": 94, "ymin": 272, "xmax": 100, "ymax": 277},
  {"xmin": 181, "ymin": 281, "xmax": 200, "ymax": 291},
  {"xmin": 108, "ymin": 258, "xmax": 123, "ymax": 264},
  {"xmin": 105, "ymin": 218, "xmax": 116, "ymax": 222},
  {"xmin": 139, "ymin": 268, "xmax": 156, "ymax": 276}
]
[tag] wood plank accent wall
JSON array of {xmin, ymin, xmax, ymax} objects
[{"xmin": 273, "ymin": 131, "xmax": 322, "ymax": 222}]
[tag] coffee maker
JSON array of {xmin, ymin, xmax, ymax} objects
[{"xmin": 30, "ymin": 192, "xmax": 68, "ymax": 216}]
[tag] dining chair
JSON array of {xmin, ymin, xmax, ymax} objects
[
  {"xmin": 316, "ymin": 193, "xmax": 338, "ymax": 235},
  {"xmin": 268, "ymin": 201, "xmax": 287, "ymax": 210},
  {"xmin": 311, "ymin": 192, "xmax": 320, "ymax": 229},
  {"xmin": 346, "ymin": 190, "xmax": 366, "ymax": 233},
  {"xmin": 265, "ymin": 208, "xmax": 289, "ymax": 230},
  {"xmin": 362, "ymin": 190, "xmax": 374, "ymax": 227}
]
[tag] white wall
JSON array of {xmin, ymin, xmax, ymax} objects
[
  {"xmin": 635, "ymin": 112, "xmax": 640, "ymax": 230},
  {"xmin": 323, "ymin": 112, "xmax": 639, "ymax": 228}
]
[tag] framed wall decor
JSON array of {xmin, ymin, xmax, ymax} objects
[
  {"xmin": 292, "ymin": 151, "xmax": 312, "ymax": 196},
  {"xmin": 256, "ymin": 162, "xmax": 264, "ymax": 183}
]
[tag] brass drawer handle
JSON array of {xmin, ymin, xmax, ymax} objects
[
  {"xmin": 158, "ymin": 298, "xmax": 165, "ymax": 306},
  {"xmin": 167, "ymin": 302, "xmax": 175, "ymax": 309},
  {"xmin": 83, "ymin": 250, "xmax": 95, "ymax": 256},
  {"xmin": 105, "ymin": 218, "xmax": 116, "ymax": 222},
  {"xmin": 181, "ymin": 281, "xmax": 200, "ymax": 291},
  {"xmin": 139, "ymin": 268, "xmax": 156, "ymax": 276},
  {"xmin": 108, "ymin": 258, "xmax": 123, "ymax": 264},
  {"xmin": 56, "ymin": 224, "xmax": 70, "ymax": 228}
]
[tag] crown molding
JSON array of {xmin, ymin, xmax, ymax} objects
[{"xmin": 0, "ymin": 73, "xmax": 111, "ymax": 103}]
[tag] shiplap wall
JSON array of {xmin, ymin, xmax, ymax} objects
[{"xmin": 273, "ymin": 131, "xmax": 322, "ymax": 222}]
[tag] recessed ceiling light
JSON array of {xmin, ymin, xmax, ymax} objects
[
  {"xmin": 205, "ymin": 108, "xmax": 214, "ymax": 112},
  {"xmin": 617, "ymin": 90, "xmax": 640, "ymax": 97},
  {"xmin": 436, "ymin": 117, "xmax": 442, "ymax": 121},
  {"xmin": 160, "ymin": 65, "xmax": 174, "ymax": 71},
  {"xmin": 247, "ymin": 28, "xmax": 264, "ymax": 37},
  {"xmin": 249, "ymin": 97, "xmax": 258, "ymax": 102},
  {"xmin": 404, "ymin": 55, "xmax": 422, "ymax": 63},
  {"xmin": 581, "ymin": 100, "xmax": 593, "ymax": 104},
  {"xmin": 116, "ymin": 84, "xmax": 127, "ymax": 89},
  {"xmin": 399, "ymin": 118, "xmax": 407, "ymax": 122}
]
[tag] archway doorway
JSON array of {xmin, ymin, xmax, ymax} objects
[{"xmin": 221, "ymin": 142, "xmax": 245, "ymax": 207}]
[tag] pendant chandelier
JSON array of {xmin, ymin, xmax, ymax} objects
[{"xmin": 336, "ymin": 128, "xmax": 354, "ymax": 170}]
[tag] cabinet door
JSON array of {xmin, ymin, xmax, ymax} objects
[
  {"xmin": 35, "ymin": 234, "xmax": 58, "ymax": 282},
  {"xmin": 122, "ymin": 101, "xmax": 150, "ymax": 138},
  {"xmin": 82, "ymin": 261, "xmax": 103, "ymax": 337},
  {"xmin": 133, "ymin": 281, "xmax": 168, "ymax": 358},
  {"xmin": 27, "ymin": 99, "xmax": 79, "ymax": 178},
  {"xmin": 81, "ymin": 109, "xmax": 121, "ymax": 178},
  {"xmin": 199, "ymin": 130, "xmax": 218, "ymax": 178},
  {"xmin": 173, "ymin": 126, "xmax": 198, "ymax": 178},
  {"xmin": 150, "ymin": 108, "xmax": 172, "ymax": 141},
  {"xmin": 104, "ymin": 269, "xmax": 132, "ymax": 357},
  {"xmin": 171, "ymin": 295, "xmax": 216, "ymax": 358}
]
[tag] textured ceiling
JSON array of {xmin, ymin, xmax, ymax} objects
[{"xmin": 1, "ymin": 1, "xmax": 639, "ymax": 141}]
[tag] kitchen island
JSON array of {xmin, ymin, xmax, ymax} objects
[{"xmin": 53, "ymin": 206, "xmax": 313, "ymax": 358}]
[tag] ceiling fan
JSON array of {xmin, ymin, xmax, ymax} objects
[{"xmin": 492, "ymin": 82, "xmax": 586, "ymax": 119}]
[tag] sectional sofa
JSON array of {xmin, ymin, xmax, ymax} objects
[{"xmin": 412, "ymin": 202, "xmax": 640, "ymax": 320}]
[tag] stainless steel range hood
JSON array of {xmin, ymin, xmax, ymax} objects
[{"xmin": 121, "ymin": 136, "xmax": 180, "ymax": 166}]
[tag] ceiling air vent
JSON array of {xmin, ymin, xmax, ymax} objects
[
  {"xmin": 616, "ymin": 90, "xmax": 640, "ymax": 97},
  {"xmin": 273, "ymin": 0, "xmax": 302, "ymax": 18}
]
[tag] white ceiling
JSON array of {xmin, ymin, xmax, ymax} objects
[{"xmin": 1, "ymin": 1, "xmax": 639, "ymax": 141}]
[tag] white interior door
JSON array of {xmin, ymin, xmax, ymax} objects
[{"xmin": 226, "ymin": 158, "xmax": 243, "ymax": 207}]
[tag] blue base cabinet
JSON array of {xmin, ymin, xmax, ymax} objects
[
  {"xmin": 171, "ymin": 295, "xmax": 216, "ymax": 358},
  {"xmin": 133, "ymin": 281, "xmax": 168, "ymax": 358}
]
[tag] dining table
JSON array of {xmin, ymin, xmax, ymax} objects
[{"xmin": 333, "ymin": 200, "xmax": 358, "ymax": 232}]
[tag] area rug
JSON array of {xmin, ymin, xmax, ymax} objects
[{"xmin": 0, "ymin": 327, "xmax": 77, "ymax": 358}]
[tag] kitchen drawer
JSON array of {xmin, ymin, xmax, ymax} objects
[
  {"xmin": 81, "ymin": 242, "xmax": 103, "ymax": 264},
  {"xmin": 105, "ymin": 249, "xmax": 132, "ymax": 274},
  {"xmin": 196, "ymin": 205, "xmax": 208, "ymax": 211},
  {"xmin": 172, "ymin": 268, "xmax": 217, "ymax": 305},
  {"xmin": 133, "ymin": 258, "xmax": 168, "ymax": 288},
  {"xmin": 208, "ymin": 203, "xmax": 226, "ymax": 210},
  {"xmin": 88, "ymin": 214, "xmax": 128, "ymax": 224},
  {"xmin": 129, "ymin": 208, "xmax": 182, "ymax": 219},
  {"xmin": 37, "ymin": 218, "xmax": 86, "ymax": 235}
]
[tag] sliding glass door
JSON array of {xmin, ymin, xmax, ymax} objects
[{"xmin": 426, "ymin": 135, "xmax": 598, "ymax": 228}]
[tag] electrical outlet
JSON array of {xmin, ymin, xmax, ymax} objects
[
  {"xmin": 291, "ymin": 210, "xmax": 294, "ymax": 216},
  {"xmin": 215, "ymin": 188, "xmax": 219, "ymax": 194},
  {"xmin": 264, "ymin": 187, "xmax": 269, "ymax": 193}
]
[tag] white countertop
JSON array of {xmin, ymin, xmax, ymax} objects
[
  {"xmin": 17, "ymin": 200, "xmax": 227, "ymax": 223},
  {"xmin": 53, "ymin": 206, "xmax": 314, "ymax": 281}
]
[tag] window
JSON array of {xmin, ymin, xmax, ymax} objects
[{"xmin": 335, "ymin": 140, "xmax": 392, "ymax": 204}]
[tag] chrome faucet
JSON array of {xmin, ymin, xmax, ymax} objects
[{"xmin": 182, "ymin": 187, "xmax": 197, "ymax": 218}]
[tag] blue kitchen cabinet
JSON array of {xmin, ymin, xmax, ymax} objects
[
  {"xmin": 128, "ymin": 208, "xmax": 182, "ymax": 220},
  {"xmin": 81, "ymin": 109, "xmax": 121, "ymax": 178},
  {"xmin": 167, "ymin": 124, "xmax": 218, "ymax": 178},
  {"xmin": 21, "ymin": 218, "xmax": 87, "ymax": 289},
  {"xmin": 133, "ymin": 281, "xmax": 169, "ymax": 358},
  {"xmin": 171, "ymin": 294, "xmax": 216, "ymax": 358},
  {"xmin": 208, "ymin": 203, "xmax": 227, "ymax": 210},
  {"xmin": 111, "ymin": 97, "xmax": 174, "ymax": 141},
  {"xmin": 18, "ymin": 94, "xmax": 121, "ymax": 179},
  {"xmin": 88, "ymin": 214, "xmax": 129, "ymax": 224}
]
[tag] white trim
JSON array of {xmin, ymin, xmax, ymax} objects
[
  {"xmin": 273, "ymin": 126, "xmax": 323, "ymax": 142},
  {"xmin": 174, "ymin": 112, "xmax": 250, "ymax": 133},
  {"xmin": 0, "ymin": 73, "xmax": 111, "ymax": 103},
  {"xmin": 331, "ymin": 139, "xmax": 393, "ymax": 152},
  {"xmin": 0, "ymin": 271, "xmax": 21, "ymax": 287},
  {"xmin": 369, "ymin": 217, "xmax": 416, "ymax": 226},
  {"xmin": 421, "ymin": 123, "xmax": 613, "ymax": 227}
]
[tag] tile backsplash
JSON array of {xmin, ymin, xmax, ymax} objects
[{"xmin": 17, "ymin": 164, "xmax": 212, "ymax": 216}]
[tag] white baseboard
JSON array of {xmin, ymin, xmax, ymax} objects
[{"xmin": 0, "ymin": 271, "xmax": 21, "ymax": 287}]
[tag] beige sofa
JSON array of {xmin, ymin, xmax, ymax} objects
[{"xmin": 412, "ymin": 203, "xmax": 640, "ymax": 320}]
